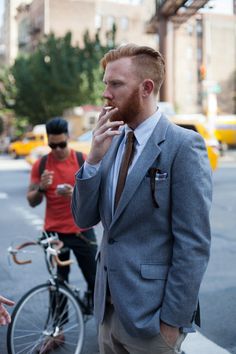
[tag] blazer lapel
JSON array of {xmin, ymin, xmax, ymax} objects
[
  {"xmin": 100, "ymin": 131, "xmax": 125, "ymax": 227},
  {"xmin": 110, "ymin": 115, "xmax": 170, "ymax": 228}
]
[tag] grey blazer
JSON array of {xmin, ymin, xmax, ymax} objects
[{"xmin": 72, "ymin": 115, "xmax": 212, "ymax": 338}]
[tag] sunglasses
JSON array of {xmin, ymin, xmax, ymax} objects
[{"xmin": 48, "ymin": 141, "xmax": 67, "ymax": 149}]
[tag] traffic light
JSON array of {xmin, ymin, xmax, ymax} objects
[{"xmin": 199, "ymin": 64, "xmax": 206, "ymax": 80}]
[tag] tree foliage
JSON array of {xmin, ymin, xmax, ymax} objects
[{"xmin": 3, "ymin": 29, "xmax": 116, "ymax": 125}]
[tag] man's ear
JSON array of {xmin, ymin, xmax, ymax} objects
[{"xmin": 141, "ymin": 79, "xmax": 154, "ymax": 97}]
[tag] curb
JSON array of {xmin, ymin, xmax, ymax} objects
[{"xmin": 182, "ymin": 331, "xmax": 231, "ymax": 354}]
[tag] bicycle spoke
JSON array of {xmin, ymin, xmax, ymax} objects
[{"xmin": 8, "ymin": 283, "xmax": 85, "ymax": 354}]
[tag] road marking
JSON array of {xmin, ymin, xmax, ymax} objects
[
  {"xmin": 31, "ymin": 219, "xmax": 44, "ymax": 226},
  {"xmin": 0, "ymin": 159, "xmax": 30, "ymax": 171},
  {"xmin": 219, "ymin": 163, "xmax": 236, "ymax": 168},
  {"xmin": 13, "ymin": 207, "xmax": 44, "ymax": 232},
  {"xmin": 0, "ymin": 192, "xmax": 8, "ymax": 199},
  {"xmin": 35, "ymin": 225, "xmax": 43, "ymax": 231}
]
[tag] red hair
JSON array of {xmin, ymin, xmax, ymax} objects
[{"xmin": 100, "ymin": 43, "xmax": 165, "ymax": 94}]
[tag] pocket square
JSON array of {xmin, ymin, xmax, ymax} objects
[
  {"xmin": 146, "ymin": 167, "xmax": 167, "ymax": 208},
  {"xmin": 155, "ymin": 172, "xmax": 168, "ymax": 181}
]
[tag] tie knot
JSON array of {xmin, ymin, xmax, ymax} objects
[{"xmin": 126, "ymin": 131, "xmax": 134, "ymax": 144}]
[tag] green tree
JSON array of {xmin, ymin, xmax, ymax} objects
[
  {"xmin": 12, "ymin": 32, "xmax": 82, "ymax": 124},
  {"xmin": 78, "ymin": 30, "xmax": 115, "ymax": 105},
  {"xmin": 0, "ymin": 68, "xmax": 16, "ymax": 110},
  {"xmin": 8, "ymin": 29, "xmax": 116, "ymax": 125}
]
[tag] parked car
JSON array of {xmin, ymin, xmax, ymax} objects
[
  {"xmin": 171, "ymin": 114, "xmax": 219, "ymax": 171},
  {"xmin": 214, "ymin": 115, "xmax": 236, "ymax": 147},
  {"xmin": 8, "ymin": 131, "xmax": 47, "ymax": 159}
]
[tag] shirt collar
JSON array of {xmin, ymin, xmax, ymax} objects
[{"xmin": 124, "ymin": 109, "xmax": 162, "ymax": 146}]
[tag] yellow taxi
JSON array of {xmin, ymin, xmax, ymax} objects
[
  {"xmin": 214, "ymin": 115, "xmax": 236, "ymax": 147},
  {"xmin": 8, "ymin": 132, "xmax": 47, "ymax": 159},
  {"xmin": 26, "ymin": 120, "xmax": 219, "ymax": 171},
  {"xmin": 171, "ymin": 114, "xmax": 219, "ymax": 171}
]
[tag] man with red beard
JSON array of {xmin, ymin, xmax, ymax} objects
[{"xmin": 72, "ymin": 44, "xmax": 212, "ymax": 354}]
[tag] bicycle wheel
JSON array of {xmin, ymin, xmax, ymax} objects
[{"xmin": 7, "ymin": 283, "xmax": 85, "ymax": 354}]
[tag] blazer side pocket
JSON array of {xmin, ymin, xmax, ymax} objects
[{"xmin": 141, "ymin": 264, "xmax": 169, "ymax": 280}]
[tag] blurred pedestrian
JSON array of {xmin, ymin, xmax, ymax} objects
[
  {"xmin": 26, "ymin": 118, "xmax": 97, "ymax": 353},
  {"xmin": 72, "ymin": 43, "xmax": 212, "ymax": 354},
  {"xmin": 0, "ymin": 295, "xmax": 14, "ymax": 326}
]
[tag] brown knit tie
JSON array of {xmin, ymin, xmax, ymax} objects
[{"xmin": 114, "ymin": 131, "xmax": 135, "ymax": 210}]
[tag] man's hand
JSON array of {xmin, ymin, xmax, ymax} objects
[
  {"xmin": 0, "ymin": 295, "xmax": 15, "ymax": 326},
  {"xmin": 39, "ymin": 170, "xmax": 54, "ymax": 191},
  {"xmin": 160, "ymin": 320, "xmax": 180, "ymax": 347},
  {"xmin": 87, "ymin": 107, "xmax": 124, "ymax": 165}
]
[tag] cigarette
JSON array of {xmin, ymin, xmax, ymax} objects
[{"xmin": 104, "ymin": 106, "xmax": 113, "ymax": 111}]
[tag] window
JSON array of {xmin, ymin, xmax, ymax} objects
[
  {"xmin": 186, "ymin": 46, "xmax": 193, "ymax": 60},
  {"xmin": 196, "ymin": 21, "xmax": 203, "ymax": 36},
  {"xmin": 187, "ymin": 24, "xmax": 193, "ymax": 35},
  {"xmin": 107, "ymin": 16, "xmax": 115, "ymax": 30},
  {"xmin": 197, "ymin": 48, "xmax": 202, "ymax": 61},
  {"xmin": 95, "ymin": 14, "xmax": 102, "ymax": 30},
  {"xmin": 120, "ymin": 16, "xmax": 129, "ymax": 30}
]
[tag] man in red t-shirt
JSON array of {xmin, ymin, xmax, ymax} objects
[{"xmin": 27, "ymin": 117, "xmax": 97, "ymax": 305}]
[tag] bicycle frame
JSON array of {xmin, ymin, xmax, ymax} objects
[{"xmin": 7, "ymin": 232, "xmax": 90, "ymax": 354}]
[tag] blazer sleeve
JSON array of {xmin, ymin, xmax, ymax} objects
[
  {"xmin": 71, "ymin": 165, "xmax": 102, "ymax": 228},
  {"xmin": 160, "ymin": 131, "xmax": 212, "ymax": 328}
]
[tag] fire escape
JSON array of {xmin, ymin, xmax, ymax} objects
[{"xmin": 146, "ymin": 0, "xmax": 210, "ymax": 101}]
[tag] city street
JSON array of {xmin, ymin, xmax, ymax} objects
[{"xmin": 0, "ymin": 151, "xmax": 236, "ymax": 354}]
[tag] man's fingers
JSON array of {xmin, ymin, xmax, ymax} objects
[
  {"xmin": 0, "ymin": 313, "xmax": 11, "ymax": 325},
  {"xmin": 97, "ymin": 107, "xmax": 118, "ymax": 125},
  {"xmin": 0, "ymin": 317, "xmax": 7, "ymax": 326},
  {"xmin": 0, "ymin": 296, "xmax": 15, "ymax": 306},
  {"xmin": 94, "ymin": 129, "xmax": 122, "ymax": 144},
  {"xmin": 94, "ymin": 120, "xmax": 124, "ymax": 137}
]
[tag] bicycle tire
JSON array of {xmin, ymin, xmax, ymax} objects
[{"xmin": 7, "ymin": 282, "xmax": 85, "ymax": 354}]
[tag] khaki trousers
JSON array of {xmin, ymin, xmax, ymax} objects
[{"xmin": 98, "ymin": 303, "xmax": 186, "ymax": 354}]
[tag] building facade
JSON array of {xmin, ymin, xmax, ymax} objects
[
  {"xmin": 172, "ymin": 12, "xmax": 236, "ymax": 114},
  {"xmin": 9, "ymin": 0, "xmax": 156, "ymax": 58},
  {"xmin": 2, "ymin": 0, "xmax": 31, "ymax": 65},
  {"xmin": 1, "ymin": 0, "xmax": 236, "ymax": 115}
]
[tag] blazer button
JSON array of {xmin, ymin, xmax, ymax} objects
[
  {"xmin": 108, "ymin": 238, "xmax": 115, "ymax": 244},
  {"xmin": 104, "ymin": 266, "xmax": 107, "ymax": 271}
]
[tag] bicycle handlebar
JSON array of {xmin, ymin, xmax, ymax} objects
[{"xmin": 8, "ymin": 238, "xmax": 73, "ymax": 267}]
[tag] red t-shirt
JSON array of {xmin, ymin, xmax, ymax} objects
[{"xmin": 30, "ymin": 149, "xmax": 85, "ymax": 233}]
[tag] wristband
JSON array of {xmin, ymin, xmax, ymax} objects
[{"xmin": 37, "ymin": 186, "xmax": 45, "ymax": 194}]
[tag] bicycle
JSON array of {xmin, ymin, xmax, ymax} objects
[{"xmin": 7, "ymin": 232, "xmax": 94, "ymax": 354}]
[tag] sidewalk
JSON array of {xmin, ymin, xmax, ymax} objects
[{"xmin": 182, "ymin": 331, "xmax": 231, "ymax": 354}]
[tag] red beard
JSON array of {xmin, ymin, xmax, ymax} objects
[{"xmin": 107, "ymin": 88, "xmax": 142, "ymax": 124}]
